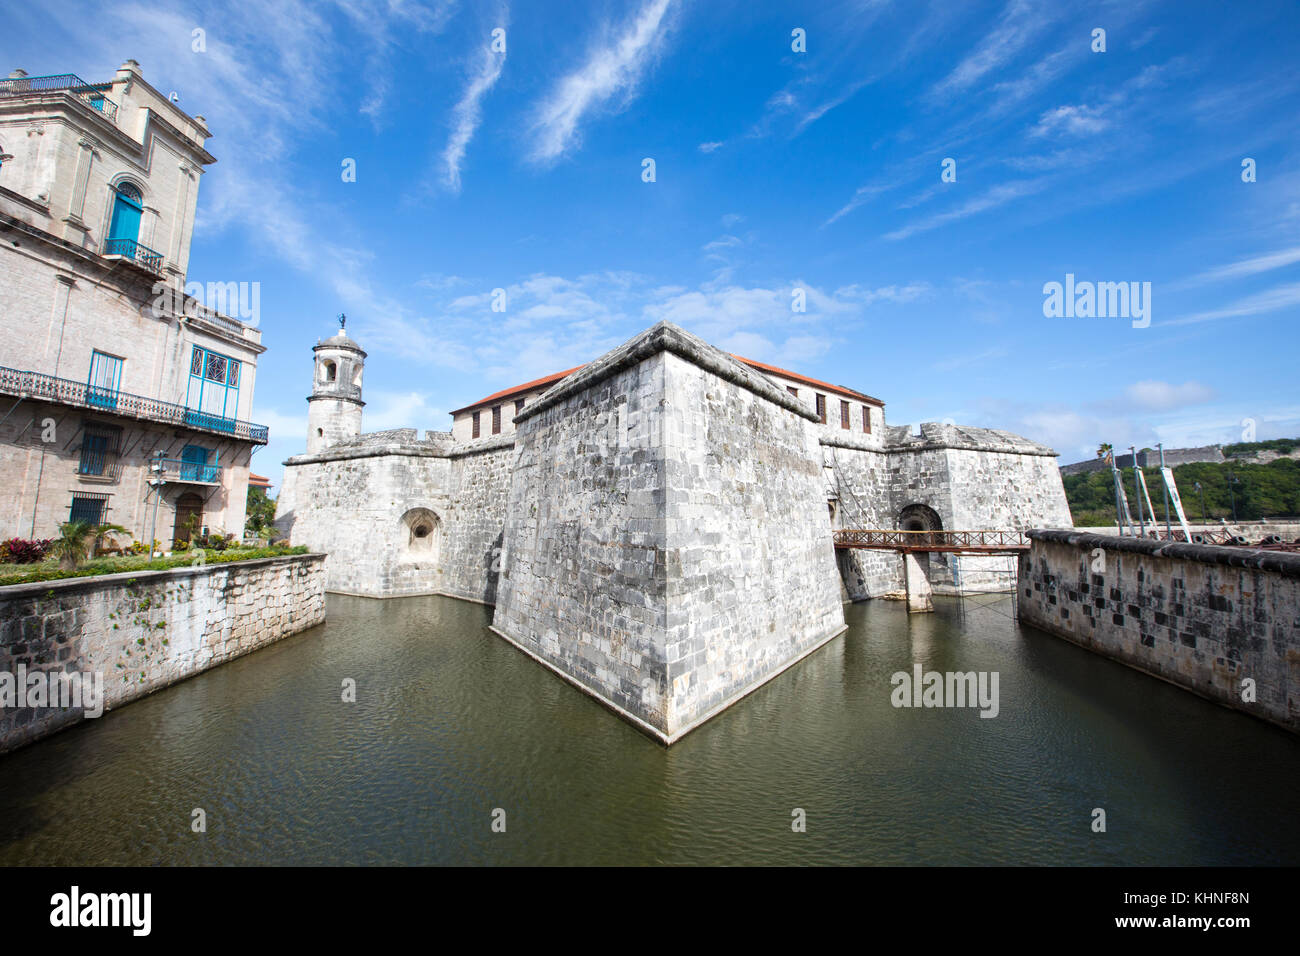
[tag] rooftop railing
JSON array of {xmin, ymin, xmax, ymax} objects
[
  {"xmin": 0, "ymin": 364, "xmax": 269, "ymax": 444},
  {"xmin": 0, "ymin": 73, "xmax": 118, "ymax": 122}
]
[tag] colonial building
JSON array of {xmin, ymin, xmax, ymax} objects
[
  {"xmin": 0, "ymin": 62, "xmax": 266, "ymax": 547},
  {"xmin": 278, "ymin": 320, "xmax": 1072, "ymax": 742}
]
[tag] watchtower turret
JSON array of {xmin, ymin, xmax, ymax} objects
[{"xmin": 306, "ymin": 316, "xmax": 365, "ymax": 454}]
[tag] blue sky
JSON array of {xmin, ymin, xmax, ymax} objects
[{"xmin": 6, "ymin": 0, "xmax": 1299, "ymax": 488}]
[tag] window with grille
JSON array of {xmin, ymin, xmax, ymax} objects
[
  {"xmin": 492, "ymin": 405, "xmax": 502, "ymax": 435},
  {"xmin": 69, "ymin": 493, "xmax": 108, "ymax": 526},
  {"xmin": 840, "ymin": 400, "xmax": 850, "ymax": 429},
  {"xmin": 515, "ymin": 398, "xmax": 525, "ymax": 414},
  {"xmin": 78, "ymin": 423, "xmax": 122, "ymax": 478},
  {"xmin": 863, "ymin": 406, "xmax": 871, "ymax": 433},
  {"xmin": 472, "ymin": 411, "xmax": 480, "ymax": 439},
  {"xmin": 815, "ymin": 393, "xmax": 826, "ymax": 423}
]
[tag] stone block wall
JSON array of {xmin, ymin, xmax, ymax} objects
[
  {"xmin": 277, "ymin": 449, "xmax": 453, "ymax": 596},
  {"xmin": 1019, "ymin": 530, "xmax": 1300, "ymax": 733},
  {"xmin": 660, "ymin": 350, "xmax": 845, "ymax": 734},
  {"xmin": 276, "ymin": 439, "xmax": 514, "ymax": 602},
  {"xmin": 0, "ymin": 553, "xmax": 326, "ymax": 754},
  {"xmin": 438, "ymin": 442, "xmax": 516, "ymax": 605},
  {"xmin": 823, "ymin": 440, "xmax": 903, "ymax": 599},
  {"xmin": 492, "ymin": 352, "xmax": 671, "ymax": 732},
  {"xmin": 491, "ymin": 323, "xmax": 846, "ymax": 743}
]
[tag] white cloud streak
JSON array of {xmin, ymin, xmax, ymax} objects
[
  {"xmin": 442, "ymin": 14, "xmax": 509, "ymax": 192},
  {"xmin": 527, "ymin": 0, "xmax": 676, "ymax": 164}
]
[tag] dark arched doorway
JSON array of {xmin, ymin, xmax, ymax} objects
[
  {"xmin": 173, "ymin": 493, "xmax": 203, "ymax": 547},
  {"xmin": 898, "ymin": 503, "xmax": 943, "ymax": 532},
  {"xmin": 897, "ymin": 503, "xmax": 947, "ymax": 588}
]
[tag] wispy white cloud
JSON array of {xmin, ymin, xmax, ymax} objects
[
  {"xmin": 1122, "ymin": 380, "xmax": 1216, "ymax": 412},
  {"xmin": 442, "ymin": 13, "xmax": 509, "ymax": 192},
  {"xmin": 1176, "ymin": 247, "xmax": 1300, "ymax": 288},
  {"xmin": 1031, "ymin": 103, "xmax": 1111, "ymax": 138},
  {"xmin": 824, "ymin": 179, "xmax": 903, "ymax": 226},
  {"xmin": 932, "ymin": 346, "xmax": 1009, "ymax": 372},
  {"xmin": 884, "ymin": 179, "xmax": 1048, "ymax": 240},
  {"xmin": 929, "ymin": 0, "xmax": 1051, "ymax": 100},
  {"xmin": 1165, "ymin": 282, "xmax": 1300, "ymax": 326},
  {"xmin": 527, "ymin": 0, "xmax": 676, "ymax": 164}
]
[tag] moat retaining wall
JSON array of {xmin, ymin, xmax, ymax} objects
[
  {"xmin": 0, "ymin": 553, "xmax": 326, "ymax": 754},
  {"xmin": 1019, "ymin": 530, "xmax": 1300, "ymax": 733}
]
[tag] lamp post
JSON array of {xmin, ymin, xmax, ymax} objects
[
  {"xmin": 1193, "ymin": 481, "xmax": 1206, "ymax": 522},
  {"xmin": 1226, "ymin": 472, "xmax": 1240, "ymax": 522},
  {"xmin": 147, "ymin": 454, "xmax": 166, "ymax": 559}
]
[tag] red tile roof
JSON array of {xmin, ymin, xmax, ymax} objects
[
  {"xmin": 449, "ymin": 366, "xmax": 585, "ymax": 416},
  {"xmin": 733, "ymin": 355, "xmax": 883, "ymax": 406},
  {"xmin": 449, "ymin": 356, "xmax": 882, "ymax": 417},
  {"xmin": 248, "ymin": 473, "xmax": 272, "ymax": 489}
]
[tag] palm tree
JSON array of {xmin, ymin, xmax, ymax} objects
[
  {"xmin": 51, "ymin": 521, "xmax": 130, "ymax": 570},
  {"xmin": 1096, "ymin": 443, "xmax": 1114, "ymax": 465}
]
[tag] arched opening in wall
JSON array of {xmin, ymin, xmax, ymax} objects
[
  {"xmin": 897, "ymin": 503, "xmax": 947, "ymax": 586},
  {"xmin": 400, "ymin": 508, "xmax": 442, "ymax": 564},
  {"xmin": 321, "ymin": 360, "xmax": 337, "ymax": 384},
  {"xmin": 897, "ymin": 503, "xmax": 943, "ymax": 533}
]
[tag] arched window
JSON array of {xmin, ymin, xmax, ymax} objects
[
  {"xmin": 321, "ymin": 360, "xmax": 337, "ymax": 383},
  {"xmin": 107, "ymin": 182, "xmax": 143, "ymax": 249}
]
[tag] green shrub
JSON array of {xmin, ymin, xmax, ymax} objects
[{"xmin": 0, "ymin": 546, "xmax": 309, "ymax": 587}]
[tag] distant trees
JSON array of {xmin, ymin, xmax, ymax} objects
[
  {"xmin": 245, "ymin": 487, "xmax": 277, "ymax": 536},
  {"xmin": 1064, "ymin": 458, "xmax": 1300, "ymax": 525}
]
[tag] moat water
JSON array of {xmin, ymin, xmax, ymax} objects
[{"xmin": 2, "ymin": 592, "xmax": 1298, "ymax": 865}]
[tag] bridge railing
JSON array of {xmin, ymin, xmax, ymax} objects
[{"xmin": 833, "ymin": 529, "xmax": 1030, "ymax": 551}]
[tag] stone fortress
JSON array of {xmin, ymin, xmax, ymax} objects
[{"xmin": 278, "ymin": 320, "xmax": 1072, "ymax": 742}]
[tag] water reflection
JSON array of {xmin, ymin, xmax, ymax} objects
[{"xmin": 1, "ymin": 592, "xmax": 1297, "ymax": 865}]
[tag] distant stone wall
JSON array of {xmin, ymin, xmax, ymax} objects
[
  {"xmin": 944, "ymin": 448, "xmax": 1073, "ymax": 591},
  {"xmin": 492, "ymin": 323, "xmax": 846, "ymax": 743},
  {"xmin": 276, "ymin": 449, "xmax": 454, "ymax": 597},
  {"xmin": 438, "ymin": 443, "xmax": 515, "ymax": 605},
  {"xmin": 823, "ymin": 441, "xmax": 903, "ymax": 599},
  {"xmin": 1061, "ymin": 445, "xmax": 1225, "ymax": 475},
  {"xmin": 276, "ymin": 439, "xmax": 514, "ymax": 602},
  {"xmin": 0, "ymin": 553, "xmax": 326, "ymax": 754},
  {"xmin": 1019, "ymin": 530, "xmax": 1300, "ymax": 733}
]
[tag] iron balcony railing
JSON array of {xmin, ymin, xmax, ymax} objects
[
  {"xmin": 103, "ymin": 236, "xmax": 164, "ymax": 274},
  {"xmin": 153, "ymin": 457, "xmax": 222, "ymax": 484},
  {"xmin": 0, "ymin": 364, "xmax": 269, "ymax": 444},
  {"xmin": 0, "ymin": 73, "xmax": 118, "ymax": 122}
]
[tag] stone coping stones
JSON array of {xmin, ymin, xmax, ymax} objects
[{"xmin": 1028, "ymin": 529, "xmax": 1300, "ymax": 577}]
